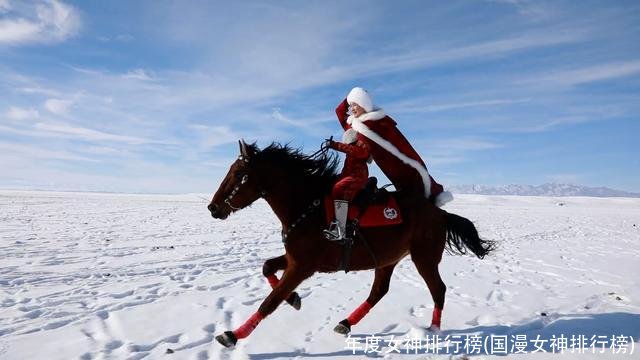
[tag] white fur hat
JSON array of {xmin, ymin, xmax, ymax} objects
[{"xmin": 347, "ymin": 87, "xmax": 374, "ymax": 112}]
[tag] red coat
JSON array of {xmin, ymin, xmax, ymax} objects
[
  {"xmin": 336, "ymin": 99, "xmax": 443, "ymax": 198},
  {"xmin": 329, "ymin": 138, "xmax": 370, "ymax": 200}
]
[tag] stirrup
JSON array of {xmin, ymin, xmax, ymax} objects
[{"xmin": 323, "ymin": 221, "xmax": 344, "ymax": 241}]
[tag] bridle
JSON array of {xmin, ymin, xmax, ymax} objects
[
  {"xmin": 223, "ymin": 154, "xmax": 266, "ymax": 211},
  {"xmin": 220, "ymin": 140, "xmax": 329, "ymax": 243}
]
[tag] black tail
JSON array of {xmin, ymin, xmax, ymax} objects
[{"xmin": 443, "ymin": 211, "xmax": 495, "ymax": 259}]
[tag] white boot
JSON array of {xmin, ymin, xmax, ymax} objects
[{"xmin": 324, "ymin": 200, "xmax": 349, "ymax": 241}]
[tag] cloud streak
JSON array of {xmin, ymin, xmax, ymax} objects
[
  {"xmin": 390, "ymin": 98, "xmax": 532, "ymax": 115},
  {"xmin": 517, "ymin": 60, "xmax": 640, "ymax": 88},
  {"xmin": 1, "ymin": 121, "xmax": 176, "ymax": 145},
  {"xmin": 0, "ymin": 0, "xmax": 80, "ymax": 45},
  {"xmin": 0, "ymin": 140, "xmax": 98, "ymax": 162},
  {"xmin": 5, "ymin": 106, "xmax": 39, "ymax": 120}
]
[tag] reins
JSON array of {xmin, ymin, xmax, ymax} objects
[{"xmin": 306, "ymin": 140, "xmax": 331, "ymax": 159}]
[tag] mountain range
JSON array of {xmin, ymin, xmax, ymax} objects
[{"xmin": 448, "ymin": 183, "xmax": 640, "ymax": 198}]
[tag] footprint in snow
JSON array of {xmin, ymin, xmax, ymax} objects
[
  {"xmin": 410, "ymin": 305, "xmax": 427, "ymax": 318},
  {"xmin": 381, "ymin": 323, "xmax": 399, "ymax": 333},
  {"xmin": 23, "ymin": 310, "xmax": 43, "ymax": 319},
  {"xmin": 104, "ymin": 340, "xmax": 123, "ymax": 352},
  {"xmin": 215, "ymin": 297, "xmax": 226, "ymax": 309},
  {"xmin": 110, "ymin": 290, "xmax": 134, "ymax": 299},
  {"xmin": 96, "ymin": 310, "xmax": 109, "ymax": 320}
]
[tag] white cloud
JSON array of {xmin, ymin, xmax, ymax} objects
[
  {"xmin": 391, "ymin": 98, "xmax": 531, "ymax": 115},
  {"xmin": 0, "ymin": 140, "xmax": 98, "ymax": 162},
  {"xmin": 44, "ymin": 98, "xmax": 72, "ymax": 114},
  {"xmin": 0, "ymin": 0, "xmax": 10, "ymax": 13},
  {"xmin": 488, "ymin": 0, "xmax": 553, "ymax": 20},
  {"xmin": 48, "ymin": 25, "xmax": 588, "ymax": 130},
  {"xmin": 419, "ymin": 137, "xmax": 503, "ymax": 166},
  {"xmin": 33, "ymin": 122, "xmax": 165, "ymax": 145},
  {"xmin": 342, "ymin": 29, "xmax": 587, "ymax": 81},
  {"xmin": 122, "ymin": 69, "xmax": 156, "ymax": 81},
  {"xmin": 518, "ymin": 60, "xmax": 640, "ymax": 87},
  {"xmin": 0, "ymin": 152, "xmax": 221, "ymax": 193},
  {"xmin": 81, "ymin": 145, "xmax": 129, "ymax": 157},
  {"xmin": 115, "ymin": 34, "xmax": 133, "ymax": 42},
  {"xmin": 19, "ymin": 86, "xmax": 61, "ymax": 96},
  {"xmin": 0, "ymin": 121, "xmax": 174, "ymax": 145},
  {"xmin": 35, "ymin": 0, "xmax": 80, "ymax": 40},
  {"xmin": 97, "ymin": 34, "xmax": 134, "ymax": 43},
  {"xmin": 6, "ymin": 106, "xmax": 39, "ymax": 120},
  {"xmin": 0, "ymin": 0, "xmax": 80, "ymax": 45},
  {"xmin": 271, "ymin": 109, "xmax": 305, "ymax": 128},
  {"xmin": 189, "ymin": 124, "xmax": 240, "ymax": 149},
  {"xmin": 0, "ymin": 19, "xmax": 40, "ymax": 43},
  {"xmin": 431, "ymin": 138, "xmax": 503, "ymax": 151}
]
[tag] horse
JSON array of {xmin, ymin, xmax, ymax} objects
[{"xmin": 207, "ymin": 140, "xmax": 494, "ymax": 348}]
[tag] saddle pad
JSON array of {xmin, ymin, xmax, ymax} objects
[{"xmin": 324, "ymin": 196, "xmax": 403, "ymax": 228}]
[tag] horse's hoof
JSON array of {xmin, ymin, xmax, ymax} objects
[
  {"xmin": 333, "ymin": 319, "xmax": 351, "ymax": 335},
  {"xmin": 286, "ymin": 292, "xmax": 302, "ymax": 310},
  {"xmin": 215, "ymin": 331, "xmax": 237, "ymax": 348}
]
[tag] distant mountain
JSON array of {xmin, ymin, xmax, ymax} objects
[{"xmin": 449, "ymin": 183, "xmax": 640, "ymax": 198}]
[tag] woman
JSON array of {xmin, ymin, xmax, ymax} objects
[
  {"xmin": 323, "ymin": 133, "xmax": 371, "ymax": 241},
  {"xmin": 335, "ymin": 87, "xmax": 452, "ymax": 207}
]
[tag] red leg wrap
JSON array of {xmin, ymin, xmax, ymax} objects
[
  {"xmin": 347, "ymin": 301, "xmax": 372, "ymax": 326},
  {"xmin": 431, "ymin": 307, "xmax": 442, "ymax": 327},
  {"xmin": 233, "ymin": 312, "xmax": 264, "ymax": 339},
  {"xmin": 266, "ymin": 274, "xmax": 279, "ymax": 288}
]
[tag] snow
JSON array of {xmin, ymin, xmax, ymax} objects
[{"xmin": 1, "ymin": 190, "xmax": 639, "ymax": 359}]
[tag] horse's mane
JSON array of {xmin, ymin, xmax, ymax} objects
[{"xmin": 251, "ymin": 142, "xmax": 339, "ymax": 194}]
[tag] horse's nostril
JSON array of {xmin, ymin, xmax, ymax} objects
[{"xmin": 208, "ymin": 203, "xmax": 217, "ymax": 214}]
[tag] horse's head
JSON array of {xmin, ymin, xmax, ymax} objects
[{"xmin": 208, "ymin": 139, "xmax": 263, "ymax": 219}]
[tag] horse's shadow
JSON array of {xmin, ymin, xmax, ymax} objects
[{"xmin": 247, "ymin": 312, "xmax": 640, "ymax": 359}]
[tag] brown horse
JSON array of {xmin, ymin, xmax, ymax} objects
[{"xmin": 208, "ymin": 140, "xmax": 494, "ymax": 348}]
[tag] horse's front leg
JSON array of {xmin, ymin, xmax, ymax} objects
[
  {"xmin": 216, "ymin": 266, "xmax": 313, "ymax": 348},
  {"xmin": 263, "ymin": 255, "xmax": 302, "ymax": 310},
  {"xmin": 334, "ymin": 263, "xmax": 397, "ymax": 335}
]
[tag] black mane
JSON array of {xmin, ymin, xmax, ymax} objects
[{"xmin": 251, "ymin": 142, "xmax": 339, "ymax": 194}]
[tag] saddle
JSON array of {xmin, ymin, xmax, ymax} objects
[
  {"xmin": 324, "ymin": 177, "xmax": 402, "ymax": 273},
  {"xmin": 324, "ymin": 177, "xmax": 403, "ymax": 228}
]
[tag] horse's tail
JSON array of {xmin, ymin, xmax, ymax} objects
[{"xmin": 442, "ymin": 210, "xmax": 495, "ymax": 259}]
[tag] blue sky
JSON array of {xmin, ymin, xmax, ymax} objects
[{"xmin": 1, "ymin": 0, "xmax": 639, "ymax": 193}]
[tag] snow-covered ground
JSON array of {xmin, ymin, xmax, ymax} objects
[{"xmin": 1, "ymin": 190, "xmax": 638, "ymax": 359}]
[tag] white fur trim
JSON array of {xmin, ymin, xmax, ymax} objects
[
  {"xmin": 347, "ymin": 87, "xmax": 374, "ymax": 112},
  {"xmin": 348, "ymin": 117, "xmax": 432, "ymax": 197},
  {"xmin": 342, "ymin": 128, "xmax": 358, "ymax": 144},
  {"xmin": 346, "ymin": 108, "xmax": 386, "ymax": 125},
  {"xmin": 434, "ymin": 191, "xmax": 453, "ymax": 207}
]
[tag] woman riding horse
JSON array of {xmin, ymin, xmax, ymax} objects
[{"xmin": 208, "ymin": 140, "xmax": 493, "ymax": 348}]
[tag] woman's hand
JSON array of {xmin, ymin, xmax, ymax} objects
[{"xmin": 323, "ymin": 136, "xmax": 335, "ymax": 150}]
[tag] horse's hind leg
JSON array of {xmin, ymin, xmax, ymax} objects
[
  {"xmin": 411, "ymin": 253, "xmax": 446, "ymax": 331},
  {"xmin": 263, "ymin": 255, "xmax": 301, "ymax": 310},
  {"xmin": 334, "ymin": 263, "xmax": 397, "ymax": 335}
]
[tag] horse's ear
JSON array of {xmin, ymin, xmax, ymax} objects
[{"xmin": 239, "ymin": 139, "xmax": 249, "ymax": 158}]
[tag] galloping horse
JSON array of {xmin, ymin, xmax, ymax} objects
[{"xmin": 208, "ymin": 140, "xmax": 494, "ymax": 348}]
